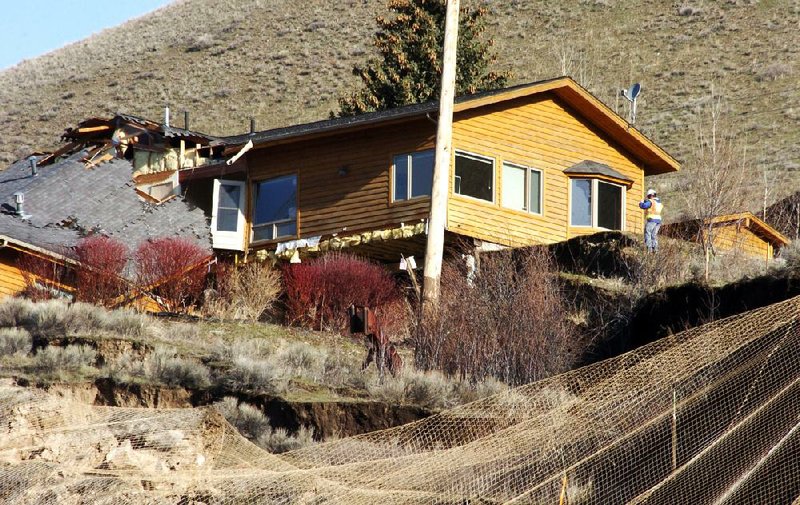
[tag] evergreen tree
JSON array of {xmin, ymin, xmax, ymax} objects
[{"xmin": 336, "ymin": 0, "xmax": 509, "ymax": 116}]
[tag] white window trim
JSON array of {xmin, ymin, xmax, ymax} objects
[
  {"xmin": 392, "ymin": 149, "xmax": 434, "ymax": 202},
  {"xmin": 454, "ymin": 150, "xmax": 496, "ymax": 203},
  {"xmin": 251, "ymin": 174, "xmax": 298, "ymax": 243},
  {"xmin": 211, "ymin": 179, "xmax": 246, "ymax": 251},
  {"xmin": 569, "ymin": 178, "xmax": 626, "ymax": 231},
  {"xmin": 502, "ymin": 161, "xmax": 543, "ymax": 216}
]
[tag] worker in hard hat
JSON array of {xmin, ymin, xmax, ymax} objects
[{"xmin": 639, "ymin": 188, "xmax": 663, "ymax": 252}]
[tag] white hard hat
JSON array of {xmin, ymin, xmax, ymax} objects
[{"xmin": 646, "ymin": 188, "xmax": 657, "ymax": 196}]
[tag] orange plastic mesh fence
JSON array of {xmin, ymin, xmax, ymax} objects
[{"xmin": 2, "ymin": 296, "xmax": 800, "ymax": 503}]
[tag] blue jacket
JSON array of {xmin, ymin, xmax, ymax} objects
[{"xmin": 639, "ymin": 197, "xmax": 662, "ymax": 222}]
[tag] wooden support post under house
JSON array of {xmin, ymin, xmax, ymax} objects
[{"xmin": 422, "ymin": 0, "xmax": 459, "ymax": 312}]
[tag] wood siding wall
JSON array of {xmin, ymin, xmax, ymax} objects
[
  {"xmin": 710, "ymin": 224, "xmax": 772, "ymax": 261},
  {"xmin": 0, "ymin": 250, "xmax": 26, "ymax": 297},
  {"xmin": 243, "ymin": 94, "xmax": 651, "ymax": 250},
  {"xmin": 449, "ymin": 94, "xmax": 645, "ymax": 246},
  {"xmin": 246, "ymin": 119, "xmax": 435, "ymax": 246}
]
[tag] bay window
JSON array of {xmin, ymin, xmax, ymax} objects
[{"xmin": 570, "ymin": 178, "xmax": 624, "ymax": 230}]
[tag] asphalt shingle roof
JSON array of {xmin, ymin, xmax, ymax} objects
[
  {"xmin": 563, "ymin": 160, "xmax": 633, "ymax": 183},
  {"xmin": 0, "ymin": 153, "xmax": 211, "ymax": 255}
]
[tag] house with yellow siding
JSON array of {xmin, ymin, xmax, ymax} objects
[
  {"xmin": 662, "ymin": 212, "xmax": 789, "ymax": 263},
  {"xmin": 183, "ymin": 77, "xmax": 679, "ymax": 261}
]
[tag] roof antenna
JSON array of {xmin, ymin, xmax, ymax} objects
[{"xmin": 620, "ymin": 83, "xmax": 641, "ymax": 125}]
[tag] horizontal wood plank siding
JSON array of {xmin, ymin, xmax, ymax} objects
[
  {"xmin": 449, "ymin": 94, "xmax": 645, "ymax": 246},
  {"xmin": 246, "ymin": 119, "xmax": 435, "ymax": 245},
  {"xmin": 711, "ymin": 224, "xmax": 771, "ymax": 261},
  {"xmin": 0, "ymin": 251, "xmax": 26, "ymax": 297}
]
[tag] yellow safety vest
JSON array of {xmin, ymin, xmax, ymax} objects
[{"xmin": 646, "ymin": 200, "xmax": 663, "ymax": 221}]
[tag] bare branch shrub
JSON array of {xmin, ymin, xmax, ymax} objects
[
  {"xmin": 74, "ymin": 236, "xmax": 129, "ymax": 307},
  {"xmin": 204, "ymin": 261, "xmax": 281, "ymax": 321},
  {"xmin": 0, "ymin": 328, "xmax": 32, "ymax": 356},
  {"xmin": 412, "ymin": 248, "xmax": 582, "ymax": 386}
]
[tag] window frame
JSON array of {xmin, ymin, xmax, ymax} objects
[
  {"xmin": 501, "ymin": 161, "xmax": 544, "ymax": 216},
  {"xmin": 250, "ymin": 173, "xmax": 299, "ymax": 243},
  {"xmin": 391, "ymin": 149, "xmax": 435, "ymax": 202},
  {"xmin": 569, "ymin": 177, "xmax": 626, "ymax": 230},
  {"xmin": 453, "ymin": 150, "xmax": 496, "ymax": 203}
]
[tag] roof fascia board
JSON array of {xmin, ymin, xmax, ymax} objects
[
  {"xmin": 236, "ymin": 77, "xmax": 679, "ymax": 175},
  {"xmin": 0, "ymin": 235, "xmax": 78, "ymax": 265}
]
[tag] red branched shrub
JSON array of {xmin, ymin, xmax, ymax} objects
[
  {"xmin": 74, "ymin": 236, "xmax": 128, "ymax": 306},
  {"xmin": 135, "ymin": 237, "xmax": 210, "ymax": 312},
  {"xmin": 282, "ymin": 252, "xmax": 404, "ymax": 332},
  {"xmin": 16, "ymin": 251, "xmax": 72, "ymax": 302}
]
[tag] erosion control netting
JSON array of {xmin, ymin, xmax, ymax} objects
[{"xmin": 2, "ymin": 297, "xmax": 800, "ymax": 504}]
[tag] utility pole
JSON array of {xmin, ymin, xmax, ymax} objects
[{"xmin": 422, "ymin": 0, "xmax": 459, "ymax": 311}]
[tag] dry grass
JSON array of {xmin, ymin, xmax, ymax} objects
[{"xmin": 0, "ymin": 0, "xmax": 797, "ymax": 210}]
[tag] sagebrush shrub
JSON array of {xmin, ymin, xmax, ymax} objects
[
  {"xmin": 274, "ymin": 342, "xmax": 325, "ymax": 376},
  {"xmin": 33, "ymin": 345, "xmax": 97, "ymax": 374},
  {"xmin": 214, "ymin": 397, "xmax": 272, "ymax": 440},
  {"xmin": 0, "ymin": 327, "xmax": 32, "ymax": 356},
  {"xmin": 256, "ymin": 426, "xmax": 316, "ymax": 454},
  {"xmin": 282, "ymin": 252, "xmax": 403, "ymax": 332},
  {"xmin": 226, "ymin": 356, "xmax": 288, "ymax": 395},
  {"xmin": 145, "ymin": 346, "xmax": 210, "ymax": 389},
  {"xmin": 0, "ymin": 297, "xmax": 35, "ymax": 327},
  {"xmin": 135, "ymin": 237, "xmax": 209, "ymax": 312},
  {"xmin": 104, "ymin": 351, "xmax": 146, "ymax": 383},
  {"xmin": 74, "ymin": 236, "xmax": 129, "ymax": 306}
]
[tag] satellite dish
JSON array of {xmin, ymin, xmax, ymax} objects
[
  {"xmin": 629, "ymin": 83, "xmax": 641, "ymax": 100},
  {"xmin": 620, "ymin": 82, "xmax": 641, "ymax": 125}
]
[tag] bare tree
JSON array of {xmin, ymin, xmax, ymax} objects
[{"xmin": 679, "ymin": 91, "xmax": 753, "ymax": 281}]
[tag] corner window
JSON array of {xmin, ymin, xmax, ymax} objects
[
  {"xmin": 502, "ymin": 162, "xmax": 542, "ymax": 215},
  {"xmin": 455, "ymin": 151, "xmax": 494, "ymax": 202},
  {"xmin": 570, "ymin": 178, "xmax": 624, "ymax": 230},
  {"xmin": 252, "ymin": 174, "xmax": 297, "ymax": 242},
  {"xmin": 393, "ymin": 150, "xmax": 434, "ymax": 201}
]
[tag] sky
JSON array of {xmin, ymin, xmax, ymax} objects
[{"xmin": 0, "ymin": 0, "xmax": 174, "ymax": 70}]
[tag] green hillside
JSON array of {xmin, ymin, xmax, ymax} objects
[{"xmin": 0, "ymin": 0, "xmax": 797, "ymax": 206}]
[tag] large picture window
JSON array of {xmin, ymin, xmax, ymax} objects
[
  {"xmin": 502, "ymin": 162, "xmax": 542, "ymax": 214},
  {"xmin": 455, "ymin": 151, "xmax": 494, "ymax": 202},
  {"xmin": 393, "ymin": 150, "xmax": 434, "ymax": 201},
  {"xmin": 252, "ymin": 174, "xmax": 297, "ymax": 242},
  {"xmin": 570, "ymin": 178, "xmax": 624, "ymax": 230}
]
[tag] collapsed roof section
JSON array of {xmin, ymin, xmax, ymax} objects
[{"xmin": 1, "ymin": 128, "xmax": 212, "ymax": 262}]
